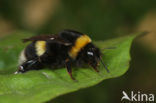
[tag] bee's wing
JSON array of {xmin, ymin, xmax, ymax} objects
[
  {"xmin": 22, "ymin": 35, "xmax": 72, "ymax": 46},
  {"xmin": 22, "ymin": 35, "xmax": 57, "ymax": 42},
  {"xmin": 47, "ymin": 37, "xmax": 72, "ymax": 46}
]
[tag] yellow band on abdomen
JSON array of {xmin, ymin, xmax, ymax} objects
[{"xmin": 35, "ymin": 41, "xmax": 46, "ymax": 56}]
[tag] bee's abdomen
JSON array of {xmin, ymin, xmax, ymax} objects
[
  {"xmin": 25, "ymin": 43, "xmax": 38, "ymax": 60},
  {"xmin": 18, "ymin": 49, "xmax": 27, "ymax": 65}
]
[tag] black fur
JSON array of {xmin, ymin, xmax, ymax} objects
[{"xmin": 58, "ymin": 29, "xmax": 83, "ymax": 44}]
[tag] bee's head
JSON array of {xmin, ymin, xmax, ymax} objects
[
  {"xmin": 80, "ymin": 43, "xmax": 109, "ymax": 73},
  {"xmin": 81, "ymin": 43, "xmax": 101, "ymax": 68}
]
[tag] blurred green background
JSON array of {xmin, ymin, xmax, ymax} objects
[{"xmin": 0, "ymin": 0, "xmax": 156, "ymax": 103}]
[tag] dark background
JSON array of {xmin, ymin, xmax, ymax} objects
[{"xmin": 0, "ymin": 0, "xmax": 156, "ymax": 103}]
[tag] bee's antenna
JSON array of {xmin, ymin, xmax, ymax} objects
[{"xmin": 100, "ymin": 58, "xmax": 110, "ymax": 73}]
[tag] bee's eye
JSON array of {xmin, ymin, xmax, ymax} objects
[{"xmin": 87, "ymin": 51, "xmax": 94, "ymax": 56}]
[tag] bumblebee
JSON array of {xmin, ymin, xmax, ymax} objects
[{"xmin": 15, "ymin": 29, "xmax": 109, "ymax": 80}]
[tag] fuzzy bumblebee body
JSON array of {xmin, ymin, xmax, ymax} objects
[{"xmin": 15, "ymin": 30, "xmax": 109, "ymax": 80}]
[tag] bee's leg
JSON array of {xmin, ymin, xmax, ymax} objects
[
  {"xmin": 15, "ymin": 60, "xmax": 43, "ymax": 74},
  {"xmin": 89, "ymin": 63, "xmax": 99, "ymax": 72},
  {"xmin": 65, "ymin": 59, "xmax": 75, "ymax": 80},
  {"xmin": 92, "ymin": 66, "xmax": 99, "ymax": 72}
]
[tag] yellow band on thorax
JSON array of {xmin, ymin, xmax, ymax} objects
[
  {"xmin": 69, "ymin": 35, "xmax": 92, "ymax": 59},
  {"xmin": 35, "ymin": 41, "xmax": 46, "ymax": 56}
]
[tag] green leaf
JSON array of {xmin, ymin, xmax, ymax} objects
[{"xmin": 0, "ymin": 32, "xmax": 136, "ymax": 103}]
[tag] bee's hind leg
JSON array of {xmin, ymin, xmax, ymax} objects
[{"xmin": 15, "ymin": 60, "xmax": 43, "ymax": 74}]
